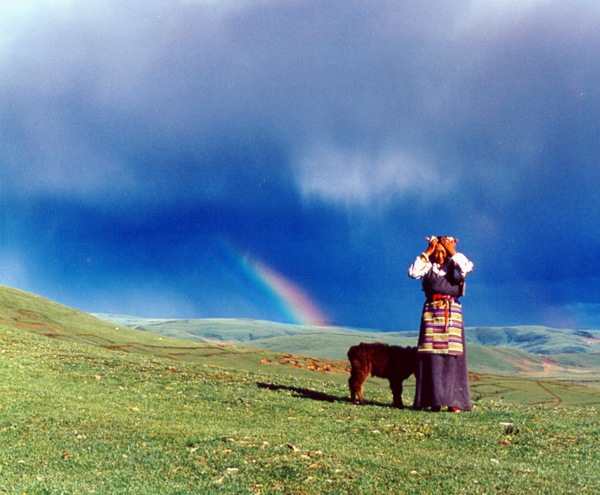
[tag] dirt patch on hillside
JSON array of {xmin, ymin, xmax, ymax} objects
[{"xmin": 261, "ymin": 353, "xmax": 349, "ymax": 374}]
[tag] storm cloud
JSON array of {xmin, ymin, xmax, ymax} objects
[{"xmin": 2, "ymin": 1, "xmax": 600, "ymax": 329}]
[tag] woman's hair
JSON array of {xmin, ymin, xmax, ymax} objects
[{"xmin": 426, "ymin": 235, "xmax": 457, "ymax": 242}]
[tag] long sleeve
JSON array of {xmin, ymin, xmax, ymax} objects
[
  {"xmin": 408, "ymin": 252, "xmax": 474, "ymax": 281},
  {"xmin": 449, "ymin": 252, "xmax": 474, "ymax": 281},
  {"xmin": 408, "ymin": 255, "xmax": 431, "ymax": 279}
]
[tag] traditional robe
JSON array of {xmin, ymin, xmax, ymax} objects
[{"xmin": 408, "ymin": 252, "xmax": 474, "ymax": 410}]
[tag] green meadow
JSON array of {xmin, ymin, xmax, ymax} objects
[{"xmin": 1, "ymin": 286, "xmax": 598, "ymax": 494}]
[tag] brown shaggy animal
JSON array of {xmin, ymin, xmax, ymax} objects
[{"xmin": 348, "ymin": 342, "xmax": 417, "ymax": 408}]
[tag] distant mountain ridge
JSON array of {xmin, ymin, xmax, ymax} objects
[
  {"xmin": 92, "ymin": 314, "xmax": 599, "ymax": 381},
  {"xmin": 467, "ymin": 326, "xmax": 598, "ymax": 355},
  {"xmin": 94, "ymin": 314, "xmax": 599, "ymax": 357},
  {"xmin": 0, "ymin": 285, "xmax": 596, "ymax": 387}
]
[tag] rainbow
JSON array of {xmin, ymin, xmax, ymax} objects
[{"xmin": 220, "ymin": 240, "xmax": 329, "ymax": 326}]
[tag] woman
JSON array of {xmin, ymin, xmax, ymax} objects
[{"xmin": 408, "ymin": 236, "xmax": 474, "ymax": 412}]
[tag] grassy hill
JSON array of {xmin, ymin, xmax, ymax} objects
[
  {"xmin": 1, "ymin": 286, "xmax": 598, "ymax": 494},
  {"xmin": 95, "ymin": 314, "xmax": 600, "ymax": 355},
  {"xmin": 95, "ymin": 313, "xmax": 600, "ymax": 386},
  {"xmin": 467, "ymin": 325, "xmax": 599, "ymax": 354},
  {"xmin": 1, "ymin": 285, "xmax": 598, "ymax": 392}
]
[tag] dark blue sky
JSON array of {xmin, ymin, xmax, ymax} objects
[{"xmin": 2, "ymin": 1, "xmax": 600, "ymax": 330}]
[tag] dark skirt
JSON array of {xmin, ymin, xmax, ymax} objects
[
  {"xmin": 412, "ymin": 353, "xmax": 472, "ymax": 411},
  {"xmin": 413, "ymin": 302, "xmax": 472, "ymax": 411}
]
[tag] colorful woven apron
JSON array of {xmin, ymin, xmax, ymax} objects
[{"xmin": 418, "ymin": 295, "xmax": 464, "ymax": 355}]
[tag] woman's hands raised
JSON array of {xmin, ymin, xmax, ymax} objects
[
  {"xmin": 424, "ymin": 236, "xmax": 457, "ymax": 257},
  {"xmin": 439, "ymin": 236, "xmax": 457, "ymax": 257}
]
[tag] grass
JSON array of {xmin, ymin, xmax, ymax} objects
[
  {"xmin": 1, "ymin": 326, "xmax": 599, "ymax": 494},
  {"xmin": 3, "ymin": 285, "xmax": 597, "ymax": 385},
  {"xmin": 0, "ymin": 285, "xmax": 599, "ymax": 493},
  {"xmin": 94, "ymin": 312, "xmax": 600, "ymax": 386}
]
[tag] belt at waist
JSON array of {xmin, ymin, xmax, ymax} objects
[{"xmin": 427, "ymin": 294, "xmax": 459, "ymax": 303}]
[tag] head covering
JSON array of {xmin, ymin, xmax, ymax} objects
[{"xmin": 427, "ymin": 235, "xmax": 457, "ymax": 242}]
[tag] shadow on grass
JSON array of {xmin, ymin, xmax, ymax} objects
[{"xmin": 256, "ymin": 382, "xmax": 395, "ymax": 408}]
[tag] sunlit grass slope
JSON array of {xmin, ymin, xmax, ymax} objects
[
  {"xmin": 1, "ymin": 318, "xmax": 598, "ymax": 494},
  {"xmin": 0, "ymin": 286, "xmax": 331, "ymax": 376},
  {"xmin": 1, "ymin": 285, "xmax": 598, "ymax": 402}
]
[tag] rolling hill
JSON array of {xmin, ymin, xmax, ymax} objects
[
  {"xmin": 2, "ymin": 285, "xmax": 598, "ymax": 493},
  {"xmin": 2, "ymin": 301, "xmax": 598, "ymax": 494},
  {"xmin": 94, "ymin": 312, "xmax": 599, "ymax": 385},
  {"xmin": 1, "ymin": 284, "xmax": 598, "ymax": 403}
]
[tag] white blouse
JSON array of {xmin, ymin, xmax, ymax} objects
[{"xmin": 408, "ymin": 252, "xmax": 474, "ymax": 280}]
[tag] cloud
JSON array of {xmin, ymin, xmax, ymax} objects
[
  {"xmin": 3, "ymin": 1, "xmax": 599, "ymax": 210},
  {"xmin": 456, "ymin": 0, "xmax": 556, "ymax": 29},
  {"xmin": 2, "ymin": 1, "xmax": 600, "ymax": 328},
  {"xmin": 296, "ymin": 144, "xmax": 451, "ymax": 205}
]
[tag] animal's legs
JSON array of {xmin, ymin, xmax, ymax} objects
[
  {"xmin": 348, "ymin": 366, "xmax": 368, "ymax": 404},
  {"xmin": 389, "ymin": 379, "xmax": 405, "ymax": 408}
]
